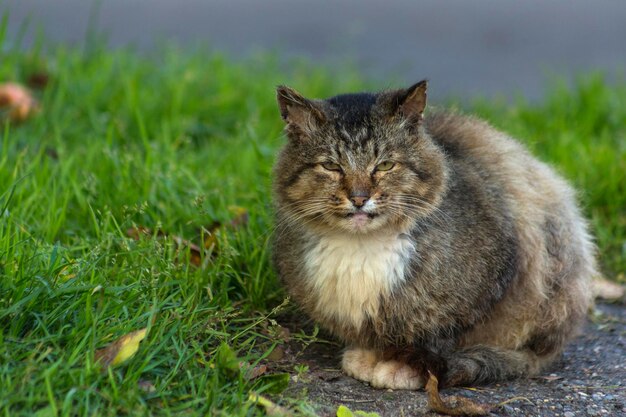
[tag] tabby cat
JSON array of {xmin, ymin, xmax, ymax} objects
[{"xmin": 271, "ymin": 81, "xmax": 595, "ymax": 388}]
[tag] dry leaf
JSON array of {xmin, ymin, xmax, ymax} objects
[
  {"xmin": 592, "ymin": 275, "xmax": 625, "ymax": 301},
  {"xmin": 276, "ymin": 325, "xmax": 291, "ymax": 342},
  {"xmin": 266, "ymin": 346, "xmax": 285, "ymax": 362},
  {"xmin": 170, "ymin": 234, "xmax": 204, "ymax": 266},
  {"xmin": 202, "ymin": 206, "xmax": 249, "ymax": 250},
  {"xmin": 425, "ymin": 372, "xmax": 491, "ymax": 416},
  {"xmin": 126, "ymin": 226, "xmax": 155, "ymax": 240},
  {"xmin": 27, "ymin": 72, "xmax": 50, "ymax": 89},
  {"xmin": 202, "ymin": 220, "xmax": 222, "ymax": 250},
  {"xmin": 95, "ymin": 328, "xmax": 147, "ymax": 368},
  {"xmin": 0, "ymin": 82, "xmax": 39, "ymax": 123},
  {"xmin": 245, "ymin": 364, "xmax": 268, "ymax": 380}
]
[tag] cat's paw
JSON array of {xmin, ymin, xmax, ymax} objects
[
  {"xmin": 370, "ymin": 360, "xmax": 423, "ymax": 390},
  {"xmin": 342, "ymin": 348, "xmax": 379, "ymax": 382}
]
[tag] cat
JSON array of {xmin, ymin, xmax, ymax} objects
[{"xmin": 271, "ymin": 80, "xmax": 596, "ymax": 389}]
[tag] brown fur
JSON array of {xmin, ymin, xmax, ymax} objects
[{"xmin": 271, "ymin": 82, "xmax": 596, "ymax": 388}]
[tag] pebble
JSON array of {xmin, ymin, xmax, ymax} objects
[
  {"xmin": 564, "ymin": 412, "xmax": 575, "ymax": 417},
  {"xmin": 587, "ymin": 405, "xmax": 600, "ymax": 416}
]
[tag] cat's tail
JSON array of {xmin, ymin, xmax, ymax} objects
[{"xmin": 441, "ymin": 345, "xmax": 550, "ymax": 387}]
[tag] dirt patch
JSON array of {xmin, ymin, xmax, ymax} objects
[{"xmin": 273, "ymin": 303, "xmax": 625, "ymax": 416}]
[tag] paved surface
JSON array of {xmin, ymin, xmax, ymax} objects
[
  {"xmin": 275, "ymin": 302, "xmax": 625, "ymax": 416},
  {"xmin": 4, "ymin": 1, "xmax": 626, "ymax": 101}
]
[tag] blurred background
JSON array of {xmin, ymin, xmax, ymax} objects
[{"xmin": 3, "ymin": 0, "xmax": 626, "ymax": 101}]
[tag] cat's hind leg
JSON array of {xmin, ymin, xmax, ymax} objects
[{"xmin": 443, "ymin": 345, "xmax": 547, "ymax": 386}]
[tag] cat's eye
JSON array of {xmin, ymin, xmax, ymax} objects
[
  {"xmin": 321, "ymin": 162, "xmax": 342, "ymax": 172},
  {"xmin": 375, "ymin": 161, "xmax": 395, "ymax": 172}
]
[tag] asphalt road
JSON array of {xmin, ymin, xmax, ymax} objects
[{"xmin": 4, "ymin": 0, "xmax": 626, "ymax": 101}]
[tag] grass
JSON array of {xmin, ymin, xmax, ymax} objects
[{"xmin": 1, "ymin": 39, "xmax": 625, "ymax": 416}]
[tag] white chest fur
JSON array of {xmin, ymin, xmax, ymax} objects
[{"xmin": 304, "ymin": 233, "xmax": 415, "ymax": 330}]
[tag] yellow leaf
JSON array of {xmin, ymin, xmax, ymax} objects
[
  {"xmin": 336, "ymin": 405, "xmax": 354, "ymax": 417},
  {"xmin": 95, "ymin": 328, "xmax": 147, "ymax": 367}
]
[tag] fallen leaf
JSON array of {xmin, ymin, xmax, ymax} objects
[
  {"xmin": 425, "ymin": 372, "xmax": 491, "ymax": 416},
  {"xmin": 249, "ymin": 392, "xmax": 293, "ymax": 417},
  {"xmin": 126, "ymin": 226, "xmax": 159, "ymax": 240},
  {"xmin": 27, "ymin": 72, "xmax": 51, "ymax": 89},
  {"xmin": 245, "ymin": 364, "xmax": 268, "ymax": 380},
  {"xmin": 266, "ymin": 346, "xmax": 285, "ymax": 362},
  {"xmin": 201, "ymin": 207, "xmax": 249, "ymax": 251},
  {"xmin": 336, "ymin": 405, "xmax": 381, "ymax": 417},
  {"xmin": 170, "ymin": 234, "xmax": 204, "ymax": 266},
  {"xmin": 592, "ymin": 275, "xmax": 625, "ymax": 301},
  {"xmin": 201, "ymin": 220, "xmax": 222, "ymax": 250},
  {"xmin": 336, "ymin": 405, "xmax": 354, "ymax": 417},
  {"xmin": 272, "ymin": 324, "xmax": 291, "ymax": 342},
  {"xmin": 95, "ymin": 328, "xmax": 147, "ymax": 368},
  {"xmin": 0, "ymin": 82, "xmax": 39, "ymax": 123}
]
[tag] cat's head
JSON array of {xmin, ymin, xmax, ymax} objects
[{"xmin": 273, "ymin": 81, "xmax": 448, "ymax": 235}]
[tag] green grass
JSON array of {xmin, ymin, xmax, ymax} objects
[{"xmin": 0, "ymin": 40, "xmax": 624, "ymax": 416}]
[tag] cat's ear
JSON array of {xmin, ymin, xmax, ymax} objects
[
  {"xmin": 392, "ymin": 80, "xmax": 428, "ymax": 124},
  {"xmin": 276, "ymin": 86, "xmax": 326, "ymax": 136}
]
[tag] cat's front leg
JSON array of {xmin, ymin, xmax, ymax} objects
[
  {"xmin": 370, "ymin": 359, "xmax": 424, "ymax": 390},
  {"xmin": 341, "ymin": 348, "xmax": 379, "ymax": 383},
  {"xmin": 342, "ymin": 348, "xmax": 424, "ymax": 390}
]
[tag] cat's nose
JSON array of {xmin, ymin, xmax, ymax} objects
[{"xmin": 350, "ymin": 194, "xmax": 369, "ymax": 208}]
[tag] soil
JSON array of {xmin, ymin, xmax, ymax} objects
[{"xmin": 273, "ymin": 302, "xmax": 626, "ymax": 417}]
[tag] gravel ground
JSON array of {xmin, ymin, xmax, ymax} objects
[{"xmin": 274, "ymin": 302, "xmax": 625, "ymax": 416}]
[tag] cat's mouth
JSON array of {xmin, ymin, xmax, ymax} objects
[
  {"xmin": 344, "ymin": 211, "xmax": 379, "ymax": 231},
  {"xmin": 346, "ymin": 212, "xmax": 378, "ymax": 219}
]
